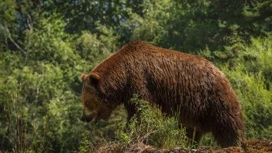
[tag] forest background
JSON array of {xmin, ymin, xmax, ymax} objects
[{"xmin": 0, "ymin": 0, "xmax": 272, "ymax": 152}]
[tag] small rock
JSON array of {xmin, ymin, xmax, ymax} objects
[
  {"xmin": 191, "ymin": 149, "xmax": 197, "ymax": 152},
  {"xmin": 154, "ymin": 150, "xmax": 164, "ymax": 153},
  {"xmin": 170, "ymin": 150, "xmax": 179, "ymax": 153},
  {"xmin": 174, "ymin": 147, "xmax": 181, "ymax": 150}
]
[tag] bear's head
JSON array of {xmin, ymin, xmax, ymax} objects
[{"xmin": 80, "ymin": 73, "xmax": 112, "ymax": 122}]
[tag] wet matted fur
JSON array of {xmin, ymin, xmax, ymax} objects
[{"xmin": 81, "ymin": 41, "xmax": 245, "ymax": 148}]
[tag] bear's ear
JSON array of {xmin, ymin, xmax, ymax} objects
[
  {"xmin": 81, "ymin": 74, "xmax": 88, "ymax": 82},
  {"xmin": 87, "ymin": 73, "xmax": 100, "ymax": 87},
  {"xmin": 81, "ymin": 73, "xmax": 100, "ymax": 87}
]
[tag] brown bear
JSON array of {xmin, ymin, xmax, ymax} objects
[{"xmin": 80, "ymin": 41, "xmax": 245, "ymax": 148}]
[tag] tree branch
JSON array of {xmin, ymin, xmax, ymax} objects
[{"xmin": 4, "ymin": 23, "xmax": 27, "ymax": 55}]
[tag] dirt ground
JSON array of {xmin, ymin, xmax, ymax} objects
[
  {"xmin": 95, "ymin": 139, "xmax": 272, "ymax": 153},
  {"xmin": 183, "ymin": 139, "xmax": 272, "ymax": 153}
]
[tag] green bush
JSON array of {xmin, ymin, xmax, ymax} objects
[
  {"xmin": 213, "ymin": 37, "xmax": 272, "ymax": 140},
  {"xmin": 116, "ymin": 95, "xmax": 187, "ymax": 149}
]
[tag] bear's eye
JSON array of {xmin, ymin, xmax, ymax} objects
[{"xmin": 85, "ymin": 101, "xmax": 90, "ymax": 107}]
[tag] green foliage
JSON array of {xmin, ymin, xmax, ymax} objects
[
  {"xmin": 0, "ymin": 0, "xmax": 272, "ymax": 152},
  {"xmin": 76, "ymin": 31, "xmax": 115, "ymax": 63},
  {"xmin": 0, "ymin": 9, "xmax": 88, "ymax": 152},
  {"xmin": 0, "ymin": 0, "xmax": 16, "ymax": 23},
  {"xmin": 127, "ymin": 0, "xmax": 272, "ymax": 53},
  {"xmin": 42, "ymin": 0, "xmax": 144, "ymax": 35},
  {"xmin": 79, "ymin": 131, "xmax": 90, "ymax": 153},
  {"xmin": 212, "ymin": 36, "xmax": 272, "ymax": 140},
  {"xmin": 0, "ymin": 0, "xmax": 16, "ymax": 49},
  {"xmin": 118, "ymin": 95, "xmax": 187, "ymax": 148}
]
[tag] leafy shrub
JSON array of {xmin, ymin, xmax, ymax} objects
[
  {"xmin": 211, "ymin": 37, "xmax": 272, "ymax": 140},
  {"xmin": 116, "ymin": 95, "xmax": 187, "ymax": 149}
]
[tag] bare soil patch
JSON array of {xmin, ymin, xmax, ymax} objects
[{"xmin": 95, "ymin": 139, "xmax": 272, "ymax": 153}]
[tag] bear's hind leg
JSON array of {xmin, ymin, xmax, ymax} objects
[{"xmin": 213, "ymin": 128, "xmax": 240, "ymax": 148}]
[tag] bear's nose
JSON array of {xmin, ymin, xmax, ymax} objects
[{"xmin": 80, "ymin": 115, "xmax": 87, "ymax": 122}]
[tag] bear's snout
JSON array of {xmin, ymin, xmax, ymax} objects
[
  {"xmin": 80, "ymin": 112, "xmax": 98, "ymax": 122},
  {"xmin": 80, "ymin": 115, "xmax": 87, "ymax": 122}
]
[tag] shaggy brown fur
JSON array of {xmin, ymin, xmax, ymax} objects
[{"xmin": 81, "ymin": 41, "xmax": 245, "ymax": 148}]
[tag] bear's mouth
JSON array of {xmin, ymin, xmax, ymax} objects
[{"xmin": 81, "ymin": 112, "xmax": 98, "ymax": 123}]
